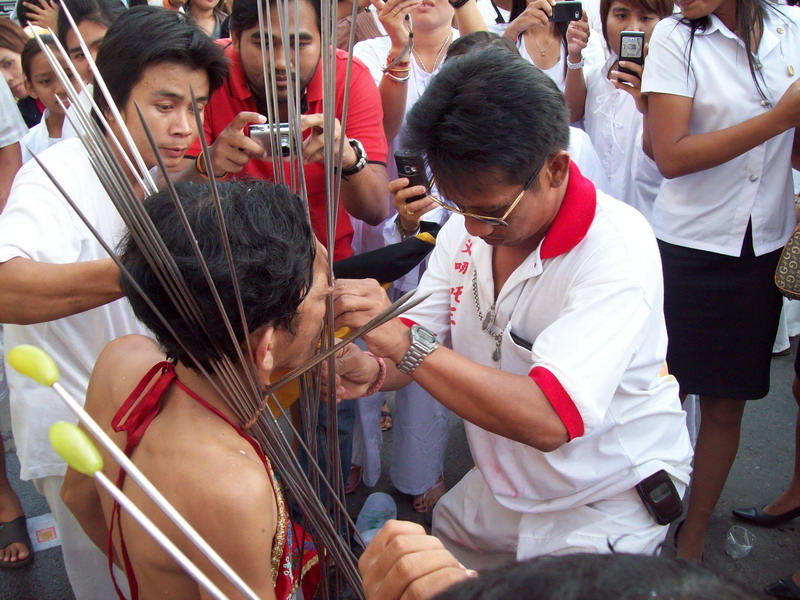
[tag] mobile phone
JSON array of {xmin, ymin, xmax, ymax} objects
[
  {"xmin": 394, "ymin": 150, "xmax": 431, "ymax": 203},
  {"xmin": 618, "ymin": 31, "xmax": 645, "ymax": 79},
  {"xmin": 549, "ymin": 1, "xmax": 582, "ymax": 22},
  {"xmin": 635, "ymin": 469, "xmax": 683, "ymax": 526},
  {"xmin": 247, "ymin": 123, "xmax": 291, "ymax": 157}
]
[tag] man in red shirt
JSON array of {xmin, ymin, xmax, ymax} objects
[{"xmin": 178, "ymin": 0, "xmax": 389, "ymax": 260}]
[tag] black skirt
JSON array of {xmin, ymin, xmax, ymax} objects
[{"xmin": 658, "ymin": 230, "xmax": 783, "ymax": 400}]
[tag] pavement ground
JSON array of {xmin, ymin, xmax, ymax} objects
[{"xmin": 2, "ymin": 347, "xmax": 800, "ymax": 599}]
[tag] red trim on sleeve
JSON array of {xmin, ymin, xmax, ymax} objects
[
  {"xmin": 529, "ymin": 366, "xmax": 584, "ymax": 440},
  {"xmin": 539, "ymin": 162, "xmax": 597, "ymax": 260},
  {"xmin": 398, "ymin": 317, "xmax": 417, "ymax": 328}
]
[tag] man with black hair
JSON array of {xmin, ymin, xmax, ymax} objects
[
  {"xmin": 0, "ymin": 7, "xmax": 227, "ymax": 597},
  {"xmin": 178, "ymin": 0, "xmax": 390, "ymax": 261},
  {"xmin": 334, "ymin": 47, "xmax": 693, "ymax": 568}
]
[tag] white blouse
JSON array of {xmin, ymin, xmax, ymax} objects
[{"xmin": 642, "ymin": 9, "xmax": 800, "ymax": 256}]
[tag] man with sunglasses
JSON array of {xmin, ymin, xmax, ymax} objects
[{"xmin": 333, "ymin": 46, "xmax": 693, "ymax": 569}]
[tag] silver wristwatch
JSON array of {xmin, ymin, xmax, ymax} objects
[{"xmin": 396, "ymin": 324, "xmax": 439, "ymax": 375}]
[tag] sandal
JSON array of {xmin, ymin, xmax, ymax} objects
[
  {"xmin": 0, "ymin": 515, "xmax": 34, "ymax": 569},
  {"xmin": 380, "ymin": 403, "xmax": 393, "ymax": 432},
  {"xmin": 346, "ymin": 465, "xmax": 363, "ymax": 495},
  {"xmin": 412, "ymin": 475, "xmax": 445, "ymax": 513}
]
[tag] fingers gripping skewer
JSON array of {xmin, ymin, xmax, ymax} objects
[
  {"xmin": 49, "ymin": 421, "xmax": 229, "ymax": 600},
  {"xmin": 6, "ymin": 345, "xmax": 260, "ymax": 600}
]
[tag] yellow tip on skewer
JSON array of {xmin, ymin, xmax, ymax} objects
[
  {"xmin": 7, "ymin": 345, "xmax": 60, "ymax": 387},
  {"xmin": 49, "ymin": 422, "xmax": 104, "ymax": 476}
]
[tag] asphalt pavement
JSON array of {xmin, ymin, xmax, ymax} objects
[{"xmin": 2, "ymin": 346, "xmax": 800, "ymax": 599}]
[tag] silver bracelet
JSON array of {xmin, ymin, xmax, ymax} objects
[{"xmin": 567, "ymin": 56, "xmax": 585, "ymax": 70}]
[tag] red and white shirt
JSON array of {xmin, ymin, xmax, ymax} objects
[{"xmin": 403, "ymin": 163, "xmax": 693, "ymax": 512}]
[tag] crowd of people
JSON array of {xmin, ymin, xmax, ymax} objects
[{"xmin": 0, "ymin": 0, "xmax": 798, "ymax": 597}]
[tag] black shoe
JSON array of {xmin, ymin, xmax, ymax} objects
[
  {"xmin": 732, "ymin": 504, "xmax": 800, "ymax": 528},
  {"xmin": 765, "ymin": 575, "xmax": 800, "ymax": 599}
]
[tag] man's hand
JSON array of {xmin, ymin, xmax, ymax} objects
[
  {"xmin": 320, "ymin": 342, "xmax": 382, "ymax": 401},
  {"xmin": 359, "ymin": 520, "xmax": 475, "ymax": 600},
  {"xmin": 207, "ymin": 111, "xmax": 268, "ymax": 175},
  {"xmin": 300, "ymin": 113, "xmax": 359, "ymax": 169},
  {"xmin": 333, "ymin": 279, "xmax": 410, "ymax": 363}
]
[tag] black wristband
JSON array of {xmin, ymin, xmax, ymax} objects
[{"xmin": 449, "ymin": 0, "xmax": 470, "ymax": 8}]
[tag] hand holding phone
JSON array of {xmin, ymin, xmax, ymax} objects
[
  {"xmin": 549, "ymin": 1, "xmax": 582, "ymax": 22},
  {"xmin": 394, "ymin": 150, "xmax": 431, "ymax": 203},
  {"xmin": 618, "ymin": 31, "xmax": 645, "ymax": 79}
]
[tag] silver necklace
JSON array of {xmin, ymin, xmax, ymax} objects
[
  {"xmin": 411, "ymin": 31, "xmax": 453, "ymax": 75},
  {"xmin": 472, "ymin": 269, "xmax": 507, "ymax": 363}
]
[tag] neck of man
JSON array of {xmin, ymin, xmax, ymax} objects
[{"xmin": 173, "ymin": 361, "xmax": 251, "ymax": 426}]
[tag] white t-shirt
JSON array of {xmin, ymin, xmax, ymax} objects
[
  {"xmin": 516, "ymin": 29, "xmax": 605, "ymax": 91},
  {"xmin": 0, "ymin": 138, "xmax": 148, "ymax": 480},
  {"xmin": 403, "ymin": 164, "xmax": 693, "ymax": 512},
  {"xmin": 585, "ymin": 53, "xmax": 662, "ymax": 221},
  {"xmin": 20, "ymin": 109, "xmax": 63, "ymax": 164},
  {"xmin": 641, "ymin": 9, "xmax": 800, "ymax": 256},
  {"xmin": 0, "ymin": 77, "xmax": 28, "ymax": 146}
]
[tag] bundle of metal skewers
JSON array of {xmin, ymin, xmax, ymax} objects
[{"xmin": 12, "ymin": 0, "xmax": 424, "ymax": 597}]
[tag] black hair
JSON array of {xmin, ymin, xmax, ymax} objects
[
  {"xmin": 56, "ymin": 0, "xmax": 126, "ymax": 49},
  {"xmin": 598, "ymin": 0, "xmax": 674, "ymax": 48},
  {"xmin": 120, "ymin": 180, "xmax": 316, "ymax": 373},
  {"xmin": 230, "ymin": 0, "xmax": 321, "ymax": 38},
  {"xmin": 432, "ymin": 553, "xmax": 768, "ymax": 600},
  {"xmin": 0, "ymin": 18, "xmax": 28, "ymax": 54},
  {"xmin": 680, "ymin": 0, "xmax": 787, "ymax": 103},
  {"xmin": 403, "ymin": 46, "xmax": 569, "ymax": 199},
  {"xmin": 509, "ymin": 0, "xmax": 569, "ymax": 77},
  {"xmin": 21, "ymin": 35, "xmax": 55, "ymax": 81},
  {"xmin": 92, "ymin": 6, "xmax": 228, "ymax": 120},
  {"xmin": 444, "ymin": 31, "xmax": 519, "ymax": 61}
]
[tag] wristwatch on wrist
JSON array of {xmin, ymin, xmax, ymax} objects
[
  {"xmin": 567, "ymin": 55, "xmax": 585, "ymax": 70},
  {"xmin": 341, "ymin": 138, "xmax": 368, "ymax": 178},
  {"xmin": 396, "ymin": 324, "xmax": 440, "ymax": 375}
]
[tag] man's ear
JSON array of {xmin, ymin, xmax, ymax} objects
[
  {"xmin": 546, "ymin": 150, "xmax": 571, "ymax": 188},
  {"xmin": 253, "ymin": 325, "xmax": 276, "ymax": 387}
]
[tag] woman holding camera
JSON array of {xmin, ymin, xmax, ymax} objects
[
  {"xmin": 642, "ymin": 0, "xmax": 800, "ymax": 561},
  {"xmin": 582, "ymin": 0, "xmax": 673, "ymax": 220}
]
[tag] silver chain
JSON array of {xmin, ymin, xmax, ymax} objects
[{"xmin": 471, "ymin": 269, "xmax": 506, "ymax": 363}]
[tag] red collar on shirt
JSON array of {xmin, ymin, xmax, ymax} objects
[
  {"xmin": 539, "ymin": 161, "xmax": 597, "ymax": 260},
  {"xmin": 220, "ymin": 39, "xmax": 329, "ymax": 105}
]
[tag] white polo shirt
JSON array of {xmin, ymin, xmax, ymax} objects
[
  {"xmin": 403, "ymin": 164, "xmax": 693, "ymax": 513},
  {"xmin": 641, "ymin": 9, "xmax": 800, "ymax": 256},
  {"xmin": 0, "ymin": 138, "xmax": 148, "ymax": 481},
  {"xmin": 585, "ymin": 53, "xmax": 662, "ymax": 221}
]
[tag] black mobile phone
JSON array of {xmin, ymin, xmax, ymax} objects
[
  {"xmin": 619, "ymin": 31, "xmax": 645, "ymax": 79},
  {"xmin": 635, "ymin": 469, "xmax": 683, "ymax": 526},
  {"xmin": 549, "ymin": 1, "xmax": 582, "ymax": 22},
  {"xmin": 394, "ymin": 150, "xmax": 431, "ymax": 203}
]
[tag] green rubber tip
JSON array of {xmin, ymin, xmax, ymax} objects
[
  {"xmin": 49, "ymin": 422, "xmax": 103, "ymax": 475},
  {"xmin": 6, "ymin": 345, "xmax": 60, "ymax": 387}
]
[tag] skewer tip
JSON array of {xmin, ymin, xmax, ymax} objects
[
  {"xmin": 7, "ymin": 345, "xmax": 60, "ymax": 387},
  {"xmin": 49, "ymin": 422, "xmax": 104, "ymax": 475}
]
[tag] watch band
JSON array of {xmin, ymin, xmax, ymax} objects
[
  {"xmin": 567, "ymin": 56, "xmax": 585, "ymax": 70},
  {"xmin": 341, "ymin": 138, "xmax": 368, "ymax": 177}
]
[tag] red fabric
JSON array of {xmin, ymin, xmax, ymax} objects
[
  {"xmin": 188, "ymin": 41, "xmax": 388, "ymax": 260},
  {"xmin": 529, "ymin": 365, "xmax": 584, "ymax": 440},
  {"xmin": 398, "ymin": 317, "xmax": 417, "ymax": 328},
  {"xmin": 539, "ymin": 162, "xmax": 597, "ymax": 260},
  {"xmin": 108, "ymin": 362, "xmax": 319, "ymax": 600}
]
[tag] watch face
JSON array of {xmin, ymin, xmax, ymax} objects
[{"xmin": 413, "ymin": 325, "xmax": 437, "ymax": 345}]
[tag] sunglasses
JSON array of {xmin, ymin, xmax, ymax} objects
[{"xmin": 427, "ymin": 154, "xmax": 550, "ymax": 227}]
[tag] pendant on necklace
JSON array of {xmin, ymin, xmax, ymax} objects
[
  {"xmin": 492, "ymin": 341, "xmax": 502, "ymax": 363},
  {"xmin": 482, "ymin": 306, "xmax": 496, "ymax": 332},
  {"xmin": 540, "ymin": 50, "xmax": 547, "ymax": 57}
]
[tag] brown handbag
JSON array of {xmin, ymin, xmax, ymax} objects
[{"xmin": 776, "ymin": 198, "xmax": 800, "ymax": 300}]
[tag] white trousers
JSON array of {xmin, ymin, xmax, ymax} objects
[
  {"xmin": 432, "ymin": 467, "xmax": 679, "ymax": 571},
  {"xmin": 34, "ymin": 475, "xmax": 129, "ymax": 600}
]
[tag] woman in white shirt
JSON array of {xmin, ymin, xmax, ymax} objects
[
  {"xmin": 582, "ymin": 0, "xmax": 672, "ymax": 220},
  {"xmin": 642, "ymin": 0, "xmax": 800, "ymax": 561}
]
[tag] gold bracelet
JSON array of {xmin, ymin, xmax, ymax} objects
[{"xmin": 195, "ymin": 151, "xmax": 228, "ymax": 180}]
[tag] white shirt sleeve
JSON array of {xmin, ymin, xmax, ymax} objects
[
  {"xmin": 353, "ymin": 37, "xmax": 389, "ymax": 87},
  {"xmin": 641, "ymin": 17, "xmax": 696, "ymax": 98},
  {"xmin": 0, "ymin": 77, "xmax": 28, "ymax": 147}
]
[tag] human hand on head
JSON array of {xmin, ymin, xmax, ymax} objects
[
  {"xmin": 319, "ymin": 342, "xmax": 383, "ymax": 401},
  {"xmin": 610, "ymin": 43, "xmax": 648, "ymax": 115},
  {"xmin": 372, "ymin": 0, "xmax": 421, "ymax": 56},
  {"xmin": 504, "ymin": 0, "xmax": 554, "ymax": 39},
  {"xmin": 566, "ymin": 10, "xmax": 589, "ymax": 64},
  {"xmin": 359, "ymin": 520, "xmax": 476, "ymax": 600},
  {"xmin": 23, "ymin": 0, "xmax": 58, "ymax": 32},
  {"xmin": 300, "ymin": 113, "xmax": 360, "ymax": 169},
  {"xmin": 333, "ymin": 279, "xmax": 410, "ymax": 363},
  {"xmin": 207, "ymin": 111, "xmax": 269, "ymax": 175},
  {"xmin": 390, "ymin": 177, "xmax": 437, "ymax": 237}
]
